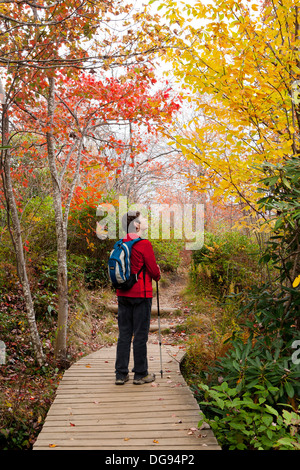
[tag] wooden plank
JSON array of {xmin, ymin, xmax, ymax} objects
[
  {"xmin": 41, "ymin": 422, "xmax": 206, "ymax": 431},
  {"xmin": 33, "ymin": 342, "xmax": 221, "ymax": 451},
  {"xmin": 46, "ymin": 405, "xmax": 201, "ymax": 416},
  {"xmin": 34, "ymin": 437, "xmax": 217, "ymax": 448},
  {"xmin": 56, "ymin": 382, "xmax": 191, "ymax": 398},
  {"xmin": 48, "ymin": 394, "xmax": 198, "ymax": 404},
  {"xmin": 31, "ymin": 430, "xmax": 212, "ymax": 440},
  {"xmin": 53, "ymin": 395, "xmax": 197, "ymax": 404},
  {"xmin": 43, "ymin": 410, "xmax": 200, "ymax": 423},
  {"xmin": 42, "ymin": 415, "xmax": 202, "ymax": 426},
  {"xmin": 42, "ymin": 420, "xmax": 202, "ymax": 430},
  {"xmin": 53, "ymin": 398, "xmax": 197, "ymax": 406}
]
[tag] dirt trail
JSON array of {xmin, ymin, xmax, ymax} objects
[
  {"xmin": 152, "ymin": 249, "xmax": 191, "ymax": 310},
  {"xmin": 149, "ymin": 252, "xmax": 192, "ymax": 337},
  {"xmin": 152, "ymin": 269, "xmax": 188, "ymax": 311}
]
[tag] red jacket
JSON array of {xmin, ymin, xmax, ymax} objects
[{"xmin": 116, "ymin": 234, "xmax": 160, "ymax": 298}]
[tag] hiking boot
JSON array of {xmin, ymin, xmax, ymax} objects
[
  {"xmin": 133, "ymin": 373, "xmax": 156, "ymax": 385},
  {"xmin": 115, "ymin": 374, "xmax": 129, "ymax": 385}
]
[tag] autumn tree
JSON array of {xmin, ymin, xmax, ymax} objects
[
  {"xmin": 155, "ymin": 0, "xmax": 299, "ymax": 209},
  {"xmin": 0, "ymin": 0, "xmax": 179, "ymax": 364},
  {"xmin": 154, "ymin": 0, "xmax": 300, "ymax": 331}
]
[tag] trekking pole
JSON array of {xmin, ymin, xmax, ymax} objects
[{"xmin": 156, "ymin": 280, "xmax": 163, "ymax": 378}]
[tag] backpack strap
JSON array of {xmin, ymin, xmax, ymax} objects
[
  {"xmin": 126, "ymin": 237, "xmax": 147, "ymax": 297},
  {"xmin": 132, "ymin": 239, "xmax": 146, "ymax": 297},
  {"xmin": 136, "ymin": 264, "xmax": 146, "ymax": 298}
]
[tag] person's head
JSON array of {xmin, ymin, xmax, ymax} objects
[{"xmin": 122, "ymin": 211, "xmax": 147, "ymax": 235}]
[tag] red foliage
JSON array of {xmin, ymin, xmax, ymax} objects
[{"xmin": 1, "ymin": 67, "xmax": 181, "ymax": 214}]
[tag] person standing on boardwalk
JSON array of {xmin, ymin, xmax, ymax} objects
[{"xmin": 115, "ymin": 211, "xmax": 161, "ymax": 385}]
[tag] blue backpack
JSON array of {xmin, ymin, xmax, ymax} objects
[{"xmin": 108, "ymin": 237, "xmax": 144, "ymax": 290}]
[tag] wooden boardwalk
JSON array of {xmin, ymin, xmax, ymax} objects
[{"xmin": 33, "ymin": 342, "xmax": 221, "ymax": 450}]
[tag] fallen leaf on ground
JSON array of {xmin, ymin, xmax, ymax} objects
[
  {"xmin": 153, "ymin": 440, "xmax": 159, "ymax": 444},
  {"xmin": 49, "ymin": 444, "xmax": 57, "ymax": 448}
]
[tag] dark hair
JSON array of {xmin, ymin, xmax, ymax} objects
[{"xmin": 122, "ymin": 211, "xmax": 141, "ymax": 233}]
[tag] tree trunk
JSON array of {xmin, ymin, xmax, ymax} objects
[
  {"xmin": 46, "ymin": 76, "xmax": 69, "ymax": 365},
  {"xmin": 54, "ymin": 232, "xmax": 69, "ymax": 363},
  {"xmin": 1, "ymin": 104, "xmax": 45, "ymax": 366}
]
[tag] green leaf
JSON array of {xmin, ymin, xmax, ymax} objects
[
  {"xmin": 262, "ymin": 414, "xmax": 273, "ymax": 427},
  {"xmin": 263, "ymin": 176, "xmax": 279, "ymax": 186},
  {"xmin": 265, "ymin": 405, "xmax": 278, "ymax": 417},
  {"xmin": 276, "ymin": 437, "xmax": 296, "ymax": 448},
  {"xmin": 284, "ymin": 381, "xmax": 294, "ymax": 398},
  {"xmin": 230, "ymin": 422, "xmax": 244, "ymax": 430},
  {"xmin": 282, "ymin": 177, "xmax": 291, "ymax": 189},
  {"xmin": 215, "ymin": 398, "xmax": 225, "ymax": 410},
  {"xmin": 274, "ymin": 217, "xmax": 284, "ymax": 230}
]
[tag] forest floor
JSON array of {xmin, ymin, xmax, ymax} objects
[
  {"xmin": 1, "ymin": 252, "xmax": 205, "ymax": 450},
  {"xmin": 1, "ymin": 249, "xmax": 224, "ymax": 450}
]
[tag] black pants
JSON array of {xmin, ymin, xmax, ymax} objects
[{"xmin": 115, "ymin": 296, "xmax": 152, "ymax": 380}]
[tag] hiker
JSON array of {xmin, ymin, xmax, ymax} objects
[{"xmin": 114, "ymin": 211, "xmax": 161, "ymax": 385}]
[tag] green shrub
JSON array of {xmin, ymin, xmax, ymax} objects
[
  {"xmin": 239, "ymin": 282, "xmax": 300, "ymax": 344},
  {"xmin": 191, "ymin": 231, "xmax": 261, "ymax": 298},
  {"xmin": 84, "ymin": 257, "xmax": 110, "ymax": 289},
  {"xmin": 209, "ymin": 335, "xmax": 300, "ymax": 405},
  {"xmin": 198, "ymin": 382, "xmax": 300, "ymax": 450},
  {"xmin": 150, "ymin": 238, "xmax": 185, "ymax": 272},
  {"xmin": 33, "ymin": 253, "xmax": 87, "ymax": 319}
]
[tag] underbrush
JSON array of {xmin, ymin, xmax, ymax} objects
[
  {"xmin": 151, "ymin": 238, "xmax": 185, "ymax": 272},
  {"xmin": 190, "ymin": 230, "xmax": 264, "ymax": 298},
  {"xmin": 181, "ymin": 285, "xmax": 300, "ymax": 449},
  {"xmin": 0, "ymin": 303, "xmax": 62, "ymax": 450},
  {"xmin": 0, "ymin": 201, "xmax": 186, "ymax": 450},
  {"xmin": 180, "ymin": 229, "xmax": 300, "ymax": 450},
  {"xmin": 0, "ymin": 282, "xmax": 118, "ymax": 450}
]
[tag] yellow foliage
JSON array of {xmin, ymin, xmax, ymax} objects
[
  {"xmin": 159, "ymin": 0, "xmax": 300, "ymax": 222},
  {"xmin": 293, "ymin": 275, "xmax": 300, "ymax": 288}
]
